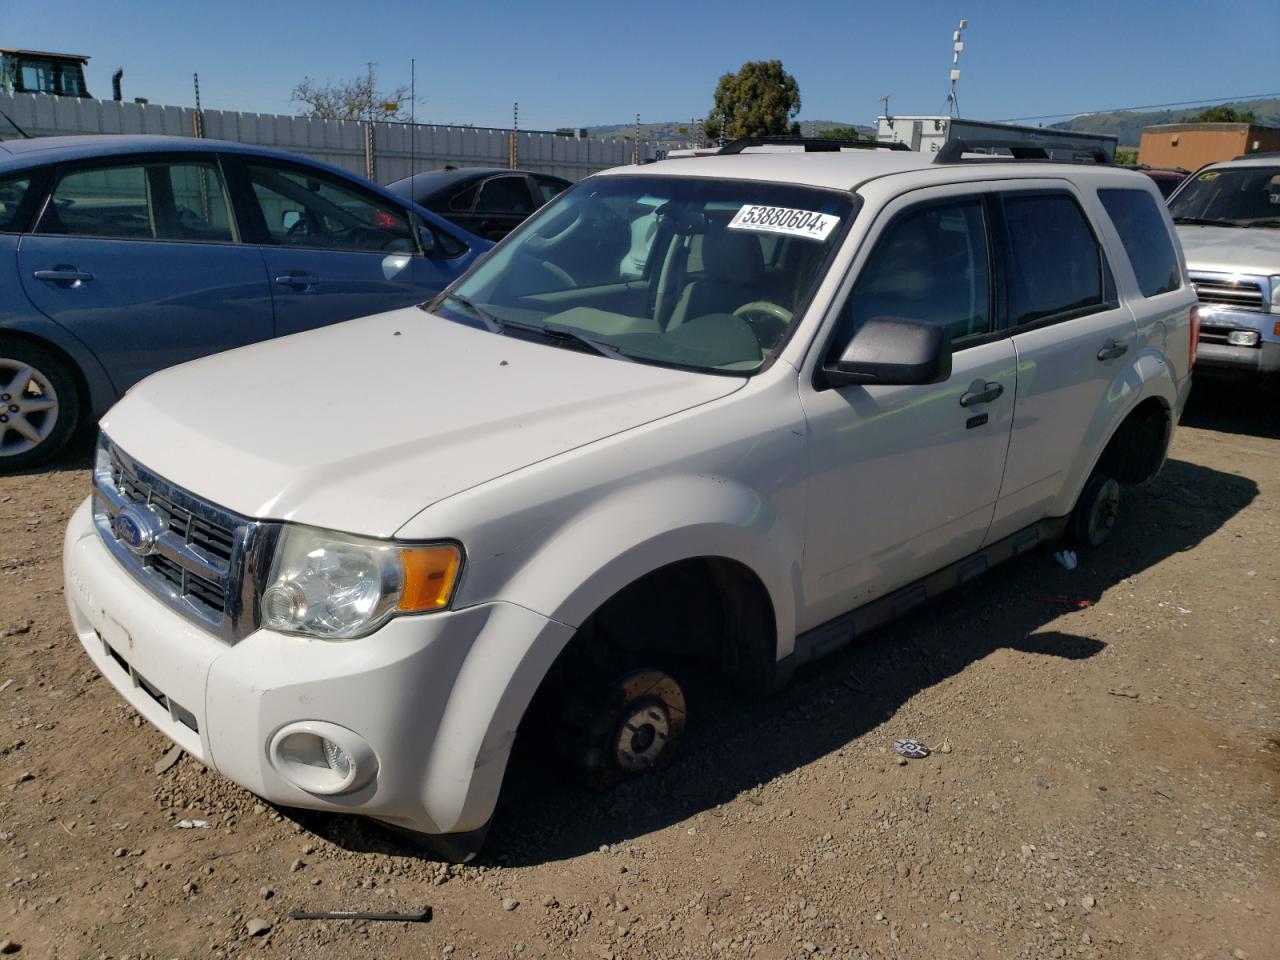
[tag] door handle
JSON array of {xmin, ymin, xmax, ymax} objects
[
  {"xmin": 33, "ymin": 267, "xmax": 95, "ymax": 286},
  {"xmin": 1097, "ymin": 339, "xmax": 1128, "ymax": 361},
  {"xmin": 959, "ymin": 381, "xmax": 1004, "ymax": 407},
  {"xmin": 274, "ymin": 272, "xmax": 320, "ymax": 288}
]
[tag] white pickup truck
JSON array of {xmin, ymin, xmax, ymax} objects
[{"xmin": 64, "ymin": 138, "xmax": 1197, "ymax": 861}]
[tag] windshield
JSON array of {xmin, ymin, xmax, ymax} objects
[
  {"xmin": 430, "ymin": 175, "xmax": 855, "ymax": 374},
  {"xmin": 1169, "ymin": 166, "xmax": 1280, "ymax": 226}
]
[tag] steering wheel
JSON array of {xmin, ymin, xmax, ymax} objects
[{"xmin": 733, "ymin": 301, "xmax": 793, "ymax": 350}]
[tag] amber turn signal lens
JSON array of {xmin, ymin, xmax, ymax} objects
[{"xmin": 399, "ymin": 545, "xmax": 461, "ymax": 611}]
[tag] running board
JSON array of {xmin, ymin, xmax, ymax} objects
[{"xmin": 790, "ymin": 516, "xmax": 1069, "ymax": 668}]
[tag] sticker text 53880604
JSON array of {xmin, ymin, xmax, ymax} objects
[{"xmin": 727, "ymin": 205, "xmax": 841, "ymax": 241}]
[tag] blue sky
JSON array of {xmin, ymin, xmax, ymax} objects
[{"xmin": 5, "ymin": 0, "xmax": 1277, "ymax": 130}]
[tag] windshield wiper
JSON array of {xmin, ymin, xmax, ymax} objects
[
  {"xmin": 1241, "ymin": 218, "xmax": 1280, "ymax": 228},
  {"xmin": 501, "ymin": 318, "xmax": 632, "ymax": 361},
  {"xmin": 1172, "ymin": 216, "xmax": 1241, "ymax": 227},
  {"xmin": 435, "ymin": 292, "xmax": 503, "ymax": 332}
]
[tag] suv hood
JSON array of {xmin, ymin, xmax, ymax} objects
[
  {"xmin": 102, "ymin": 307, "xmax": 744, "ymax": 537},
  {"xmin": 1176, "ymin": 224, "xmax": 1280, "ymax": 277}
]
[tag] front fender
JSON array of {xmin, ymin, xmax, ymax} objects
[{"xmin": 473, "ymin": 473, "xmax": 800, "ymax": 658}]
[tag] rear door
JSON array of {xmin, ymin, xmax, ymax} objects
[
  {"xmin": 798, "ymin": 188, "xmax": 1017, "ymax": 626},
  {"xmin": 17, "ymin": 154, "xmax": 274, "ymax": 392},
  {"xmin": 984, "ymin": 184, "xmax": 1138, "ymax": 543},
  {"xmin": 229, "ymin": 157, "xmax": 447, "ymax": 337}
]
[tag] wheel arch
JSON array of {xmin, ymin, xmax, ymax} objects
[{"xmin": 0, "ymin": 318, "xmax": 116, "ymax": 419}]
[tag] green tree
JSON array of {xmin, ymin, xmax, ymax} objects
[
  {"xmin": 708, "ymin": 60, "xmax": 801, "ymax": 140},
  {"xmin": 820, "ymin": 126, "xmax": 869, "ymax": 141},
  {"xmin": 1192, "ymin": 105, "xmax": 1256, "ymax": 123}
]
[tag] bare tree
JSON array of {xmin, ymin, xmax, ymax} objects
[{"xmin": 291, "ymin": 67, "xmax": 410, "ymax": 122}]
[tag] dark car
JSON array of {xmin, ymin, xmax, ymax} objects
[
  {"xmin": 1124, "ymin": 165, "xmax": 1189, "ymax": 199},
  {"xmin": 387, "ymin": 167, "xmax": 571, "ymax": 241},
  {"xmin": 0, "ymin": 135, "xmax": 488, "ymax": 470}
]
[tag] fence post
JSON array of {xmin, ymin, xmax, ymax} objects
[{"xmin": 364, "ymin": 121, "xmax": 375, "ymax": 181}]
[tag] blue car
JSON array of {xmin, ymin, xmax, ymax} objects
[{"xmin": 0, "ymin": 135, "xmax": 488, "ymax": 470}]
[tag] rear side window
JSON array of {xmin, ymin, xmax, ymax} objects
[
  {"xmin": 1098, "ymin": 188, "xmax": 1180, "ymax": 297},
  {"xmin": 1002, "ymin": 193, "xmax": 1106, "ymax": 325},
  {"xmin": 476, "ymin": 176, "xmax": 533, "ymax": 214},
  {"xmin": 534, "ymin": 175, "xmax": 568, "ymax": 205},
  {"xmin": 845, "ymin": 198, "xmax": 991, "ymax": 343},
  {"xmin": 0, "ymin": 174, "xmax": 32, "ymax": 233},
  {"xmin": 37, "ymin": 161, "xmax": 234, "ymax": 242}
]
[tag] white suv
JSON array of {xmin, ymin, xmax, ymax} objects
[
  {"xmin": 64, "ymin": 139, "xmax": 1197, "ymax": 861},
  {"xmin": 1169, "ymin": 154, "xmax": 1280, "ymax": 377}
]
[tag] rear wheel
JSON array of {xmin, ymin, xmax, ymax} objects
[
  {"xmin": 1070, "ymin": 472, "xmax": 1121, "ymax": 548},
  {"xmin": 0, "ymin": 339, "xmax": 81, "ymax": 472}
]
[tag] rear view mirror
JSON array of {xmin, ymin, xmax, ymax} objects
[{"xmin": 821, "ymin": 316, "xmax": 952, "ymax": 388}]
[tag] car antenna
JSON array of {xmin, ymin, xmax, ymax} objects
[{"xmin": 0, "ymin": 108, "xmax": 31, "ymax": 138}]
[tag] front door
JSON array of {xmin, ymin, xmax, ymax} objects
[
  {"xmin": 798, "ymin": 191, "xmax": 1016, "ymax": 629},
  {"xmin": 234, "ymin": 159, "xmax": 433, "ymax": 337},
  {"xmin": 17, "ymin": 156, "xmax": 274, "ymax": 393}
]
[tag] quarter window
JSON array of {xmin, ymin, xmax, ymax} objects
[
  {"xmin": 36, "ymin": 161, "xmax": 234, "ymax": 242},
  {"xmin": 0, "ymin": 174, "xmax": 32, "ymax": 233},
  {"xmin": 1098, "ymin": 188, "xmax": 1180, "ymax": 297},
  {"xmin": 1002, "ymin": 193, "xmax": 1105, "ymax": 325},
  {"xmin": 845, "ymin": 199, "xmax": 991, "ymax": 344},
  {"xmin": 245, "ymin": 163, "xmax": 414, "ymax": 254}
]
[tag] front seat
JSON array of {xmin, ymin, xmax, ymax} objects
[{"xmin": 669, "ymin": 226, "xmax": 766, "ymax": 329}]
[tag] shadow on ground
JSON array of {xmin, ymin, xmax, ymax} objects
[
  {"xmin": 287, "ymin": 455, "xmax": 1255, "ymax": 865},
  {"xmin": 1181, "ymin": 375, "xmax": 1280, "ymax": 440}
]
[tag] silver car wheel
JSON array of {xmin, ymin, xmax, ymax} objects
[{"xmin": 0, "ymin": 358, "xmax": 60, "ymax": 457}]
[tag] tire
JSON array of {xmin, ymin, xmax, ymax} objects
[
  {"xmin": 1069, "ymin": 472, "xmax": 1122, "ymax": 548},
  {"xmin": 0, "ymin": 338, "xmax": 82, "ymax": 473}
]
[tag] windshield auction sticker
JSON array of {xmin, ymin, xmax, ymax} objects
[{"xmin": 727, "ymin": 205, "xmax": 840, "ymax": 241}]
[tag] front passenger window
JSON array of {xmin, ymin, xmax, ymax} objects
[{"xmin": 846, "ymin": 199, "xmax": 991, "ymax": 344}]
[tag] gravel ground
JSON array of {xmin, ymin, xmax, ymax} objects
[{"xmin": 0, "ymin": 378, "xmax": 1276, "ymax": 960}]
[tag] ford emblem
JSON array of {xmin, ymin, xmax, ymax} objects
[{"xmin": 112, "ymin": 504, "xmax": 164, "ymax": 556}]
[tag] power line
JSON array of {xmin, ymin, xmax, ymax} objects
[{"xmin": 1000, "ymin": 92, "xmax": 1280, "ymax": 123}]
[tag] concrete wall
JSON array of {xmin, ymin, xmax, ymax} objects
[
  {"xmin": 0, "ymin": 92, "xmax": 655, "ymax": 183},
  {"xmin": 1138, "ymin": 123, "xmax": 1280, "ymax": 171}
]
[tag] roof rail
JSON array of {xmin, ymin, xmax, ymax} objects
[
  {"xmin": 934, "ymin": 139, "xmax": 1112, "ymax": 165},
  {"xmin": 1232, "ymin": 151, "xmax": 1280, "ymax": 160},
  {"xmin": 717, "ymin": 136, "xmax": 910, "ymax": 155}
]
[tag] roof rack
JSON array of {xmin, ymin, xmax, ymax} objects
[
  {"xmin": 1232, "ymin": 151, "xmax": 1280, "ymax": 160},
  {"xmin": 934, "ymin": 138, "xmax": 1112, "ymax": 165},
  {"xmin": 717, "ymin": 136, "xmax": 910, "ymax": 155}
]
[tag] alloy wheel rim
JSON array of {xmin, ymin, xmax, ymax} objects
[{"xmin": 0, "ymin": 358, "xmax": 60, "ymax": 456}]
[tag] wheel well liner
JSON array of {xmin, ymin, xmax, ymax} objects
[{"xmin": 1095, "ymin": 396, "xmax": 1171, "ymax": 485}]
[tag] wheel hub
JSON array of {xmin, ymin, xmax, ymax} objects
[
  {"xmin": 0, "ymin": 358, "xmax": 60, "ymax": 457},
  {"xmin": 606, "ymin": 670, "xmax": 687, "ymax": 775}
]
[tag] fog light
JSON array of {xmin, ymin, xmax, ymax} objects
[
  {"xmin": 268, "ymin": 721, "xmax": 376, "ymax": 796},
  {"xmin": 1227, "ymin": 330, "xmax": 1260, "ymax": 346}
]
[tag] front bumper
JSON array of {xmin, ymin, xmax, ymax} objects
[
  {"xmin": 1195, "ymin": 305, "xmax": 1280, "ymax": 376},
  {"xmin": 64, "ymin": 498, "xmax": 573, "ymax": 838}
]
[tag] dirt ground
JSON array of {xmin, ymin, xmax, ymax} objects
[{"xmin": 1, "ymin": 378, "xmax": 1276, "ymax": 960}]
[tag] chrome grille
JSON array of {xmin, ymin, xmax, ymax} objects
[
  {"xmin": 92, "ymin": 438, "xmax": 278, "ymax": 643},
  {"xmin": 1190, "ymin": 275, "xmax": 1266, "ymax": 312}
]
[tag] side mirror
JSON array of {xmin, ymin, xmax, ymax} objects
[
  {"xmin": 821, "ymin": 316, "xmax": 952, "ymax": 388},
  {"xmin": 416, "ymin": 224, "xmax": 437, "ymax": 257},
  {"xmin": 281, "ymin": 210, "xmax": 301, "ymax": 231}
]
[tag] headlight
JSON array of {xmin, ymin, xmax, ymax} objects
[
  {"xmin": 1270, "ymin": 276, "xmax": 1280, "ymax": 309},
  {"xmin": 260, "ymin": 526, "xmax": 461, "ymax": 640}
]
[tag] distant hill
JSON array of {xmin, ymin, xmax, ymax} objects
[
  {"xmin": 1049, "ymin": 98, "xmax": 1280, "ymax": 148},
  {"xmin": 584, "ymin": 118, "xmax": 873, "ymax": 142}
]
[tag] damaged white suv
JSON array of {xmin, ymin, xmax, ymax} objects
[{"xmin": 64, "ymin": 139, "xmax": 1197, "ymax": 860}]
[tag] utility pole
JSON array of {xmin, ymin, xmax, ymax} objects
[
  {"xmin": 409, "ymin": 58, "xmax": 415, "ymax": 180},
  {"xmin": 945, "ymin": 20, "xmax": 968, "ymax": 118},
  {"xmin": 511, "ymin": 101, "xmax": 519, "ymax": 169},
  {"xmin": 632, "ymin": 113, "xmax": 640, "ymax": 164},
  {"xmin": 191, "ymin": 72, "xmax": 204, "ymax": 138}
]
